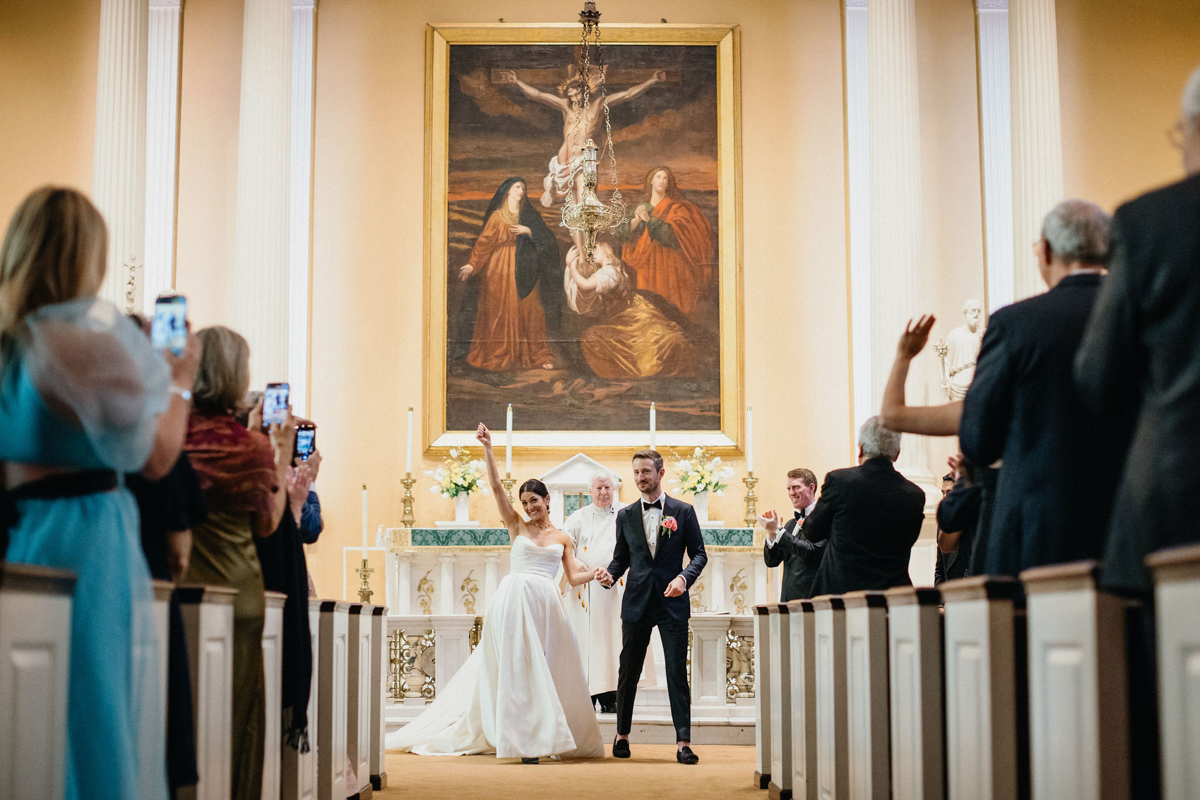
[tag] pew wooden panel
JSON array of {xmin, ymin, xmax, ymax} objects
[
  {"xmin": 282, "ymin": 598, "xmax": 321, "ymax": 800},
  {"xmin": 178, "ymin": 584, "xmax": 238, "ymax": 800},
  {"xmin": 884, "ymin": 586, "xmax": 943, "ymax": 800},
  {"xmin": 753, "ymin": 604, "xmax": 773, "ymax": 789},
  {"xmin": 0, "ymin": 563, "xmax": 76, "ymax": 800},
  {"xmin": 368, "ymin": 606, "xmax": 389, "ymax": 790},
  {"xmin": 813, "ymin": 595, "xmax": 849, "ymax": 800},
  {"xmin": 262, "ymin": 591, "xmax": 287, "ymax": 800},
  {"xmin": 941, "ymin": 576, "xmax": 1026, "ymax": 800},
  {"xmin": 768, "ymin": 603, "xmax": 794, "ymax": 800},
  {"xmin": 317, "ymin": 601, "xmax": 350, "ymax": 800},
  {"xmin": 843, "ymin": 591, "xmax": 889, "ymax": 800},
  {"xmin": 346, "ymin": 604, "xmax": 374, "ymax": 799},
  {"xmin": 786, "ymin": 600, "xmax": 817, "ymax": 800},
  {"xmin": 1147, "ymin": 543, "xmax": 1200, "ymax": 800}
]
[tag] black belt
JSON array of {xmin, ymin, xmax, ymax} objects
[{"xmin": 1, "ymin": 470, "xmax": 119, "ymax": 558}]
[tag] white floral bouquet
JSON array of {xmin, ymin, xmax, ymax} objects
[
  {"xmin": 426, "ymin": 448, "xmax": 488, "ymax": 499},
  {"xmin": 670, "ymin": 446, "xmax": 735, "ymax": 495}
]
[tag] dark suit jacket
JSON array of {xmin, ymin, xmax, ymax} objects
[
  {"xmin": 960, "ymin": 273, "xmax": 1127, "ymax": 577},
  {"xmin": 934, "ymin": 478, "xmax": 981, "ymax": 585},
  {"xmin": 763, "ymin": 516, "xmax": 826, "ymax": 601},
  {"xmin": 805, "ymin": 458, "xmax": 925, "ymax": 597},
  {"xmin": 1075, "ymin": 174, "xmax": 1200, "ymax": 593},
  {"xmin": 606, "ymin": 494, "xmax": 708, "ymax": 623}
]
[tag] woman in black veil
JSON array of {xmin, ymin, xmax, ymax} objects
[{"xmin": 453, "ymin": 177, "xmax": 562, "ymax": 370}]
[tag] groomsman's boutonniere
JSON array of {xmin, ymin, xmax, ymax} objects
[{"xmin": 660, "ymin": 516, "xmax": 678, "ymax": 538}]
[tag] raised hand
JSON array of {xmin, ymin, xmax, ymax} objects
[
  {"xmin": 897, "ymin": 315, "xmax": 936, "ymax": 359},
  {"xmin": 476, "ymin": 423, "xmax": 493, "ymax": 449},
  {"xmin": 758, "ymin": 509, "xmax": 780, "ymax": 535}
]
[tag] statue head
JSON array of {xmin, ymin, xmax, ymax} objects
[{"xmin": 962, "ymin": 299, "xmax": 983, "ymax": 332}]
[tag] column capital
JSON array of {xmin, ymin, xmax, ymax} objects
[
  {"xmin": 149, "ymin": 0, "xmax": 182, "ymax": 7},
  {"xmin": 437, "ymin": 553, "xmax": 456, "ymax": 563},
  {"xmin": 292, "ymin": 0, "xmax": 316, "ymax": 8},
  {"xmin": 845, "ymin": 0, "xmax": 868, "ymax": 7},
  {"xmin": 483, "ymin": 553, "xmax": 503, "ymax": 563},
  {"xmin": 976, "ymin": 0, "xmax": 1008, "ymax": 9}
]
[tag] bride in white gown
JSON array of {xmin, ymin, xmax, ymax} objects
[{"xmin": 386, "ymin": 423, "xmax": 605, "ymax": 761}]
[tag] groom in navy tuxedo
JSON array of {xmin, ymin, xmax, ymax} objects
[{"xmin": 596, "ymin": 449, "xmax": 708, "ymax": 764}]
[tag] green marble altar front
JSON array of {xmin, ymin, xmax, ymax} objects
[{"xmin": 408, "ymin": 527, "xmax": 754, "ymax": 548}]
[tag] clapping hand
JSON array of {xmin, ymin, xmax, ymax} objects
[
  {"xmin": 758, "ymin": 509, "xmax": 780, "ymax": 535},
  {"xmin": 897, "ymin": 315, "xmax": 936, "ymax": 359}
]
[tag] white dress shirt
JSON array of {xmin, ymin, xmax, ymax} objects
[{"xmin": 640, "ymin": 490, "xmax": 666, "ymax": 557}]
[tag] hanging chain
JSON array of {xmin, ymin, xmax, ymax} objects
[{"xmin": 593, "ymin": 25, "xmax": 622, "ymax": 203}]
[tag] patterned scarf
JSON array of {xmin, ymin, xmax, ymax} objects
[{"xmin": 184, "ymin": 413, "xmax": 278, "ymax": 513}]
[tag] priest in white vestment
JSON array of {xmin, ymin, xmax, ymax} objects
[{"xmin": 562, "ymin": 471, "xmax": 627, "ymax": 713}]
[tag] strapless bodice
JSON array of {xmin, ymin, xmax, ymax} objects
[{"xmin": 510, "ymin": 536, "xmax": 563, "ymax": 581}]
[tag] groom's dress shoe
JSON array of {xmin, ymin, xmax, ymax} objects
[
  {"xmin": 612, "ymin": 737, "xmax": 631, "ymax": 759},
  {"xmin": 521, "ymin": 757, "xmax": 539, "ymax": 764},
  {"xmin": 676, "ymin": 745, "xmax": 699, "ymax": 765}
]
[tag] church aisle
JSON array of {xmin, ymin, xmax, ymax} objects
[{"xmin": 378, "ymin": 744, "xmax": 761, "ymax": 799}]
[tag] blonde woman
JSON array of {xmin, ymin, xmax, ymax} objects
[{"xmin": 0, "ymin": 187, "xmax": 200, "ymax": 799}]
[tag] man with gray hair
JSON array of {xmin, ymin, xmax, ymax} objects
[
  {"xmin": 960, "ymin": 198, "xmax": 1125, "ymax": 577},
  {"xmin": 803, "ymin": 416, "xmax": 926, "ymax": 597}
]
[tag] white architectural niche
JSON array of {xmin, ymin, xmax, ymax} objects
[{"xmin": 539, "ymin": 453, "xmax": 624, "ymax": 528}]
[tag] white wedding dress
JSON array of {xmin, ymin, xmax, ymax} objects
[{"xmin": 386, "ymin": 535, "xmax": 605, "ymax": 759}]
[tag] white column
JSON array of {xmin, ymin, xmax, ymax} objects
[
  {"xmin": 261, "ymin": 592, "xmax": 287, "ymax": 800},
  {"xmin": 1010, "ymin": 0, "xmax": 1064, "ymax": 302},
  {"xmin": 393, "ymin": 553, "xmax": 413, "ymax": 616},
  {"xmin": 868, "ymin": 0, "xmax": 931, "ymax": 487},
  {"xmin": 483, "ymin": 553, "xmax": 501, "ymax": 613},
  {"xmin": 975, "ymin": 0, "xmax": 1015, "ymax": 314},
  {"xmin": 430, "ymin": 615, "xmax": 477, "ymax": 691},
  {"xmin": 234, "ymin": 0, "xmax": 292, "ymax": 384},
  {"xmin": 753, "ymin": 606, "xmax": 773, "ymax": 789},
  {"xmin": 437, "ymin": 554, "xmax": 456, "ymax": 614},
  {"xmin": 143, "ymin": 0, "xmax": 184, "ymax": 308},
  {"xmin": 92, "ymin": 0, "xmax": 148, "ymax": 312},
  {"xmin": 754, "ymin": 557, "xmax": 769, "ymax": 606},
  {"xmin": 689, "ymin": 615, "xmax": 731, "ymax": 716},
  {"xmin": 710, "ymin": 552, "xmax": 727, "ymax": 614},
  {"xmin": 288, "ymin": 0, "xmax": 317, "ymax": 415},
  {"xmin": 844, "ymin": 0, "xmax": 873, "ymax": 430}
]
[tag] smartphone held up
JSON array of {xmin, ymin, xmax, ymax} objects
[
  {"xmin": 294, "ymin": 423, "xmax": 316, "ymax": 462},
  {"xmin": 151, "ymin": 294, "xmax": 188, "ymax": 356},
  {"xmin": 263, "ymin": 383, "xmax": 290, "ymax": 425}
]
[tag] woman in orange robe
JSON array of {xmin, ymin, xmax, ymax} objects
[
  {"xmin": 616, "ymin": 166, "xmax": 715, "ymax": 319},
  {"xmin": 457, "ymin": 178, "xmax": 559, "ymax": 371}
]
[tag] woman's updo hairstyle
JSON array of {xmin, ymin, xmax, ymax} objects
[{"xmin": 518, "ymin": 479, "xmax": 550, "ymax": 500}]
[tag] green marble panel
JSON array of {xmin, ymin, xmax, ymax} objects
[
  {"xmin": 411, "ymin": 528, "xmax": 510, "ymax": 547},
  {"xmin": 563, "ymin": 493, "xmax": 593, "ymax": 518},
  {"xmin": 701, "ymin": 528, "xmax": 754, "ymax": 547}
]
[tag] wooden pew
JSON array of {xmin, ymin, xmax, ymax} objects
[
  {"xmin": 317, "ymin": 601, "xmax": 350, "ymax": 800},
  {"xmin": 786, "ymin": 599, "xmax": 817, "ymax": 800},
  {"xmin": 753, "ymin": 604, "xmax": 773, "ymax": 789},
  {"xmin": 941, "ymin": 576, "xmax": 1028, "ymax": 800},
  {"xmin": 282, "ymin": 598, "xmax": 321, "ymax": 800},
  {"xmin": 346, "ymin": 604, "xmax": 374, "ymax": 799},
  {"xmin": 178, "ymin": 584, "xmax": 238, "ymax": 800},
  {"xmin": 1147, "ymin": 543, "xmax": 1200, "ymax": 800},
  {"xmin": 0, "ymin": 563, "xmax": 76, "ymax": 800},
  {"xmin": 368, "ymin": 606, "xmax": 388, "ymax": 790},
  {"xmin": 812, "ymin": 595, "xmax": 849, "ymax": 800},
  {"xmin": 843, "ymin": 590, "xmax": 890, "ymax": 800},
  {"xmin": 884, "ymin": 586, "xmax": 943, "ymax": 800},
  {"xmin": 768, "ymin": 602, "xmax": 794, "ymax": 800},
  {"xmin": 262, "ymin": 591, "xmax": 287, "ymax": 800}
]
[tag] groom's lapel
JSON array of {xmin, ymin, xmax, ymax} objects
[{"xmin": 627, "ymin": 502, "xmax": 650, "ymax": 559}]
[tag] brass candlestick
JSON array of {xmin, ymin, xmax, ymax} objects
[
  {"xmin": 401, "ymin": 473, "xmax": 416, "ymax": 528},
  {"xmin": 356, "ymin": 558, "xmax": 374, "ymax": 604},
  {"xmin": 742, "ymin": 472, "xmax": 759, "ymax": 528},
  {"xmin": 501, "ymin": 472, "xmax": 517, "ymax": 502}
]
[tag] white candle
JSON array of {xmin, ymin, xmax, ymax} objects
[
  {"xmin": 405, "ymin": 406, "xmax": 414, "ymax": 474},
  {"xmin": 746, "ymin": 404, "xmax": 754, "ymax": 472},
  {"xmin": 361, "ymin": 484, "xmax": 369, "ymax": 557},
  {"xmin": 505, "ymin": 403, "xmax": 513, "ymax": 474},
  {"xmin": 650, "ymin": 402, "xmax": 656, "ymax": 449}
]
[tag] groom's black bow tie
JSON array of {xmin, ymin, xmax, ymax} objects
[
  {"xmin": 794, "ymin": 510, "xmax": 805, "ymax": 521},
  {"xmin": 642, "ymin": 499, "xmax": 663, "ymax": 512}
]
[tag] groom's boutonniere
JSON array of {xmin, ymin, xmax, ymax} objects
[{"xmin": 660, "ymin": 516, "xmax": 678, "ymax": 538}]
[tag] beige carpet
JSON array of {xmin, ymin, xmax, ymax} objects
[{"xmin": 376, "ymin": 744, "xmax": 762, "ymax": 800}]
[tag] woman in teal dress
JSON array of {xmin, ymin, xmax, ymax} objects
[{"xmin": 0, "ymin": 187, "xmax": 200, "ymax": 800}]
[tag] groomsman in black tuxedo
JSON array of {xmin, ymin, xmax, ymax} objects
[
  {"xmin": 596, "ymin": 449, "xmax": 708, "ymax": 765},
  {"xmin": 758, "ymin": 468, "xmax": 826, "ymax": 601}
]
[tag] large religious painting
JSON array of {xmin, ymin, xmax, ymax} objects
[{"xmin": 424, "ymin": 23, "xmax": 742, "ymax": 451}]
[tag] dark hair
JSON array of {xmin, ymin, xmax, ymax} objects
[
  {"xmin": 632, "ymin": 449, "xmax": 664, "ymax": 472},
  {"xmin": 518, "ymin": 479, "xmax": 549, "ymax": 500},
  {"xmin": 942, "ymin": 473, "xmax": 956, "ymax": 484},
  {"xmin": 786, "ymin": 468, "xmax": 817, "ymax": 489}
]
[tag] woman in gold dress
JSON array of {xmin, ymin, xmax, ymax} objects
[{"xmin": 564, "ymin": 241, "xmax": 696, "ymax": 379}]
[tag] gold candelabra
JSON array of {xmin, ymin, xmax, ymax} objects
[
  {"xmin": 356, "ymin": 558, "xmax": 374, "ymax": 604},
  {"xmin": 742, "ymin": 472, "xmax": 759, "ymax": 528},
  {"xmin": 401, "ymin": 473, "xmax": 416, "ymax": 528},
  {"xmin": 501, "ymin": 472, "xmax": 517, "ymax": 502}
]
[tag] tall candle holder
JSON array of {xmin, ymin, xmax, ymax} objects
[
  {"xmin": 356, "ymin": 558, "xmax": 374, "ymax": 604},
  {"xmin": 400, "ymin": 473, "xmax": 416, "ymax": 528},
  {"xmin": 742, "ymin": 472, "xmax": 760, "ymax": 529},
  {"xmin": 501, "ymin": 472, "xmax": 517, "ymax": 502}
]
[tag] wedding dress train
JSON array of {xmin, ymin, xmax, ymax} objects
[{"xmin": 386, "ymin": 535, "xmax": 605, "ymax": 759}]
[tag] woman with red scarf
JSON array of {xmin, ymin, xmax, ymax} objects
[{"xmin": 616, "ymin": 166, "xmax": 715, "ymax": 319}]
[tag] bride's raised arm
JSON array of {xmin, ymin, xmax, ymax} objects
[{"xmin": 476, "ymin": 423, "xmax": 520, "ymax": 532}]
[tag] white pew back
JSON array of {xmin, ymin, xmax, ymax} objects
[
  {"xmin": 346, "ymin": 604, "xmax": 373, "ymax": 798},
  {"xmin": 317, "ymin": 601, "xmax": 349, "ymax": 800},
  {"xmin": 261, "ymin": 591, "xmax": 287, "ymax": 800},
  {"xmin": 884, "ymin": 586, "xmax": 943, "ymax": 800},
  {"xmin": 282, "ymin": 598, "xmax": 321, "ymax": 800},
  {"xmin": 178, "ymin": 583, "xmax": 238, "ymax": 800},
  {"xmin": 813, "ymin": 595, "xmax": 849, "ymax": 800},
  {"xmin": 786, "ymin": 599, "xmax": 817, "ymax": 800}
]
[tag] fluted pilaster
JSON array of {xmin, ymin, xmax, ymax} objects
[
  {"xmin": 144, "ymin": 0, "xmax": 184, "ymax": 309},
  {"xmin": 234, "ymin": 0, "xmax": 292, "ymax": 385},
  {"xmin": 92, "ymin": 0, "xmax": 148, "ymax": 312},
  {"xmin": 288, "ymin": 0, "xmax": 317, "ymax": 416},
  {"xmin": 1010, "ymin": 0, "xmax": 1063, "ymax": 301},
  {"xmin": 844, "ymin": 0, "xmax": 873, "ymax": 430},
  {"xmin": 976, "ymin": 0, "xmax": 1015, "ymax": 314}
]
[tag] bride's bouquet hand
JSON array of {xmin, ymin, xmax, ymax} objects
[{"xmin": 476, "ymin": 423, "xmax": 492, "ymax": 449}]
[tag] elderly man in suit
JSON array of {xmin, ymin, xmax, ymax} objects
[
  {"xmin": 960, "ymin": 198, "xmax": 1127, "ymax": 578},
  {"xmin": 758, "ymin": 468, "xmax": 826, "ymax": 601},
  {"xmin": 805, "ymin": 416, "xmax": 926, "ymax": 597}
]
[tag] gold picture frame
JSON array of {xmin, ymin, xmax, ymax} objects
[{"xmin": 423, "ymin": 22, "xmax": 743, "ymax": 455}]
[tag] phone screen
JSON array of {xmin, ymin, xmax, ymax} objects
[
  {"xmin": 151, "ymin": 295, "xmax": 187, "ymax": 356},
  {"xmin": 295, "ymin": 426, "xmax": 316, "ymax": 461},
  {"xmin": 263, "ymin": 383, "xmax": 290, "ymax": 425}
]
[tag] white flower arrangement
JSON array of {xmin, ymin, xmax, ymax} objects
[
  {"xmin": 669, "ymin": 446, "xmax": 735, "ymax": 496},
  {"xmin": 426, "ymin": 448, "xmax": 489, "ymax": 499}
]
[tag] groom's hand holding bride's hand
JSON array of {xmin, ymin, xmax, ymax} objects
[
  {"xmin": 663, "ymin": 576, "xmax": 687, "ymax": 597},
  {"xmin": 595, "ymin": 567, "xmax": 614, "ymax": 587}
]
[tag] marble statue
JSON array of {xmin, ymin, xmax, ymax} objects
[{"xmin": 939, "ymin": 299, "xmax": 985, "ymax": 400}]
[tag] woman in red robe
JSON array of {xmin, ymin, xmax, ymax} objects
[{"xmin": 616, "ymin": 166, "xmax": 714, "ymax": 319}]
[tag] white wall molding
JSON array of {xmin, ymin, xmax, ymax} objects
[
  {"xmin": 288, "ymin": 0, "xmax": 318, "ymax": 416},
  {"xmin": 144, "ymin": 0, "xmax": 184, "ymax": 309},
  {"xmin": 844, "ymin": 0, "xmax": 873, "ymax": 432},
  {"xmin": 975, "ymin": 0, "xmax": 1015, "ymax": 314}
]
